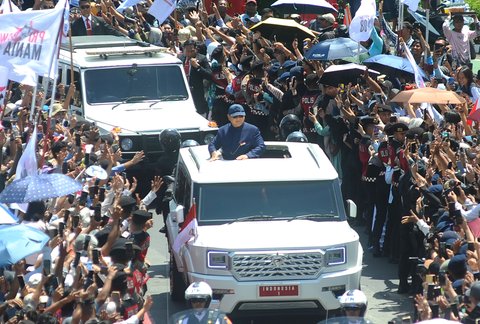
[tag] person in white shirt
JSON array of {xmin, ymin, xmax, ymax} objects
[{"xmin": 442, "ymin": 13, "xmax": 480, "ymax": 67}]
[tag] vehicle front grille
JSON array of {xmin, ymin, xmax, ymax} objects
[
  {"xmin": 231, "ymin": 251, "xmax": 323, "ymax": 281},
  {"xmin": 143, "ymin": 135, "xmax": 162, "ymax": 153}
]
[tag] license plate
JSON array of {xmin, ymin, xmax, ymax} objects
[{"xmin": 259, "ymin": 285, "xmax": 299, "ymax": 297}]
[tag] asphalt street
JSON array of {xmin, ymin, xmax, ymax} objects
[{"xmin": 144, "ymin": 212, "xmax": 412, "ymax": 324}]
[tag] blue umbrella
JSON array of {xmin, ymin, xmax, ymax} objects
[
  {"xmin": 363, "ymin": 54, "xmax": 428, "ymax": 81},
  {"xmin": 0, "ymin": 224, "xmax": 49, "ymax": 266},
  {"xmin": 271, "ymin": 0, "xmax": 337, "ymax": 15},
  {"xmin": 304, "ymin": 38, "xmax": 368, "ymax": 61},
  {"xmin": 0, "ymin": 173, "xmax": 82, "ymax": 203}
]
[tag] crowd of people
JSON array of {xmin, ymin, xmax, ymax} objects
[{"xmin": 4, "ymin": 0, "xmax": 480, "ymax": 322}]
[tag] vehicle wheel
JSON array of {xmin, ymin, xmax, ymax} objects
[{"xmin": 170, "ymin": 253, "xmax": 186, "ymax": 301}]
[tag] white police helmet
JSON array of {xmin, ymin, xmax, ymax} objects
[
  {"xmin": 185, "ymin": 281, "xmax": 213, "ymax": 308},
  {"xmin": 339, "ymin": 289, "xmax": 367, "ymax": 316}
]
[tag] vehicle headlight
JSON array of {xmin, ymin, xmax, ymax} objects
[
  {"xmin": 120, "ymin": 138, "xmax": 133, "ymax": 151},
  {"xmin": 203, "ymin": 133, "xmax": 216, "ymax": 144},
  {"xmin": 325, "ymin": 247, "xmax": 346, "ymax": 266},
  {"xmin": 207, "ymin": 251, "xmax": 229, "ymax": 269}
]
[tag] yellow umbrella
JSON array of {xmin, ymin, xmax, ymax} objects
[{"xmin": 390, "ymin": 87, "xmax": 466, "ymax": 105}]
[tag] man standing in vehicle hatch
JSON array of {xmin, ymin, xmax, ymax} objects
[{"xmin": 208, "ymin": 104, "xmax": 265, "ymax": 161}]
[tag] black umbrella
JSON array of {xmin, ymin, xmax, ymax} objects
[{"xmin": 318, "ymin": 63, "xmax": 380, "ymax": 86}]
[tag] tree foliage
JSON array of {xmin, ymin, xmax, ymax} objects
[{"xmin": 467, "ymin": 0, "xmax": 480, "ymax": 16}]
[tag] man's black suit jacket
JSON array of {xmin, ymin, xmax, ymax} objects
[
  {"xmin": 179, "ymin": 53, "xmax": 211, "ymax": 115},
  {"xmin": 71, "ymin": 15, "xmax": 123, "ymax": 37}
]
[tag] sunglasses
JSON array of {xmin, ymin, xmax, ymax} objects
[
  {"xmin": 343, "ymin": 307, "xmax": 361, "ymax": 311},
  {"xmin": 190, "ymin": 298, "xmax": 206, "ymax": 303},
  {"xmin": 232, "ymin": 115, "xmax": 245, "ymax": 119},
  {"xmin": 80, "ymin": 5, "xmax": 90, "ymax": 9}
]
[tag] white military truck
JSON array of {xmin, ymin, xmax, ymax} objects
[
  {"xmin": 58, "ymin": 35, "xmax": 217, "ymax": 167},
  {"xmin": 166, "ymin": 142, "xmax": 363, "ymax": 317}
]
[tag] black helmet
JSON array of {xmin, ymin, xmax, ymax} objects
[
  {"xmin": 279, "ymin": 114, "xmax": 302, "ymax": 140},
  {"xmin": 159, "ymin": 128, "xmax": 181, "ymax": 153},
  {"xmin": 286, "ymin": 131, "xmax": 308, "ymax": 143},
  {"xmin": 181, "ymin": 139, "xmax": 200, "ymax": 148}
]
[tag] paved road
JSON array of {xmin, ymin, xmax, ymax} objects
[{"xmin": 144, "ymin": 212, "xmax": 412, "ymax": 323}]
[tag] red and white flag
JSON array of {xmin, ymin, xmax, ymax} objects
[
  {"xmin": 468, "ymin": 99, "xmax": 480, "ymax": 125},
  {"xmin": 343, "ymin": 4, "xmax": 352, "ymax": 27},
  {"xmin": 173, "ymin": 201, "xmax": 198, "ymax": 253}
]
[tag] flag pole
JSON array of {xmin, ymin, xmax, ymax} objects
[
  {"xmin": 7, "ymin": 0, "xmax": 13, "ymax": 12},
  {"xmin": 0, "ymin": 81, "xmax": 14, "ymax": 121},
  {"xmin": 29, "ymin": 82, "xmax": 38, "ymax": 123},
  {"xmin": 69, "ymin": 23, "xmax": 74, "ymax": 85},
  {"xmin": 40, "ymin": 13, "xmax": 64, "ymax": 167}
]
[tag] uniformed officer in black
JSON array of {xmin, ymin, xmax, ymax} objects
[{"xmin": 386, "ymin": 123, "xmax": 410, "ymax": 293}]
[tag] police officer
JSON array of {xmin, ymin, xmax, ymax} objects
[
  {"xmin": 156, "ymin": 128, "xmax": 182, "ymax": 234},
  {"xmin": 279, "ymin": 114, "xmax": 302, "ymax": 140},
  {"xmin": 371, "ymin": 123, "xmax": 394, "ymax": 257},
  {"xmin": 338, "ymin": 289, "xmax": 372, "ymax": 323},
  {"xmin": 299, "ymin": 74, "xmax": 322, "ymax": 144},
  {"xmin": 244, "ymin": 60, "xmax": 271, "ymax": 138},
  {"xmin": 357, "ymin": 116, "xmax": 379, "ymax": 237},
  {"xmin": 386, "ymin": 123, "xmax": 409, "ymax": 284},
  {"xmin": 181, "ymin": 282, "xmax": 231, "ymax": 324}
]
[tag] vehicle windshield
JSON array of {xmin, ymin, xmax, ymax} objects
[
  {"xmin": 84, "ymin": 65, "xmax": 188, "ymax": 104},
  {"xmin": 197, "ymin": 180, "xmax": 343, "ymax": 223}
]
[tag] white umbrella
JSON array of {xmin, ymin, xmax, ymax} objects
[{"xmin": 271, "ymin": 0, "xmax": 337, "ymax": 14}]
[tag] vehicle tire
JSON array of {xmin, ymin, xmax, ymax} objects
[{"xmin": 170, "ymin": 253, "xmax": 186, "ymax": 301}]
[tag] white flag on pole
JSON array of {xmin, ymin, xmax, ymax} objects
[
  {"xmin": 402, "ymin": 42, "xmax": 425, "ymax": 88},
  {"xmin": 0, "ymin": 7, "xmax": 63, "ymax": 85},
  {"xmin": 117, "ymin": 0, "xmax": 142, "ymax": 13},
  {"xmin": 0, "ymin": 0, "xmax": 21, "ymax": 14},
  {"xmin": 349, "ymin": 0, "xmax": 376, "ymax": 42},
  {"xmin": 148, "ymin": 0, "xmax": 177, "ymax": 25},
  {"xmin": 401, "ymin": 0, "xmax": 420, "ymax": 12},
  {"xmin": 15, "ymin": 126, "xmax": 38, "ymax": 180}
]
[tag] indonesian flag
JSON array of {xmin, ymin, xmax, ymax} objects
[
  {"xmin": 343, "ymin": 4, "xmax": 352, "ymax": 27},
  {"xmin": 172, "ymin": 202, "xmax": 198, "ymax": 253},
  {"xmin": 468, "ymin": 99, "xmax": 479, "ymax": 125}
]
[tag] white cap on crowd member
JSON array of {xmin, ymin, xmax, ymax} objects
[{"xmin": 319, "ymin": 13, "xmax": 335, "ymax": 25}]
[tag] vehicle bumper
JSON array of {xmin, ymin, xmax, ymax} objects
[{"xmin": 188, "ymin": 264, "xmax": 362, "ymax": 315}]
